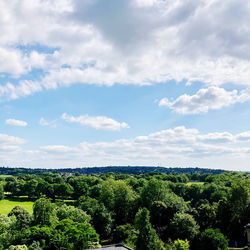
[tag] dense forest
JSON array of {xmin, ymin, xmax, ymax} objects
[{"xmin": 0, "ymin": 168, "xmax": 249, "ymax": 249}]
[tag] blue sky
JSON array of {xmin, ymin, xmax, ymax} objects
[{"xmin": 0, "ymin": 0, "xmax": 250, "ymax": 170}]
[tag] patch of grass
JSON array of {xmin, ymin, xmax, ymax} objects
[
  {"xmin": 0, "ymin": 175, "xmax": 13, "ymax": 179},
  {"xmin": 186, "ymin": 181, "xmax": 204, "ymax": 186},
  {"xmin": 0, "ymin": 198, "xmax": 34, "ymax": 215}
]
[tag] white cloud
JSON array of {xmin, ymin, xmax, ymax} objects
[
  {"xmin": 40, "ymin": 145, "xmax": 78, "ymax": 154},
  {"xmin": 236, "ymin": 131, "xmax": 250, "ymax": 141},
  {"xmin": 135, "ymin": 0, "xmax": 158, "ymax": 7},
  {"xmin": 0, "ymin": 81, "xmax": 42, "ymax": 101},
  {"xmin": 39, "ymin": 117, "xmax": 57, "ymax": 128},
  {"xmin": 159, "ymin": 86, "xmax": 250, "ymax": 114},
  {"xmin": 1, "ymin": 0, "xmax": 250, "ymax": 101},
  {"xmin": 198, "ymin": 132, "xmax": 235, "ymax": 144},
  {"xmin": 0, "ymin": 133, "xmax": 26, "ymax": 145},
  {"xmin": 1, "ymin": 126, "xmax": 250, "ymax": 170},
  {"xmin": 61, "ymin": 113, "xmax": 129, "ymax": 131},
  {"xmin": 5, "ymin": 118, "xmax": 27, "ymax": 127},
  {"xmin": 34, "ymin": 126, "xmax": 250, "ymax": 170},
  {"xmin": 0, "ymin": 133, "xmax": 26, "ymax": 153}
]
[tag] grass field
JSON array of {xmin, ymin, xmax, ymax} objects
[
  {"xmin": 0, "ymin": 175, "xmax": 13, "ymax": 178},
  {"xmin": 0, "ymin": 198, "xmax": 34, "ymax": 215}
]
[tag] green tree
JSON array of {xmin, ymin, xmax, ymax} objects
[
  {"xmin": 194, "ymin": 203, "xmax": 216, "ymax": 231},
  {"xmin": 169, "ymin": 213, "xmax": 199, "ymax": 240},
  {"xmin": 20, "ymin": 225, "xmax": 53, "ymax": 248},
  {"xmin": 24, "ymin": 179, "xmax": 38, "ymax": 198},
  {"xmin": 0, "ymin": 184, "xmax": 4, "ymax": 200},
  {"xmin": 56, "ymin": 204, "xmax": 90, "ymax": 224},
  {"xmin": 198, "ymin": 229, "xmax": 228, "ymax": 250},
  {"xmin": 172, "ymin": 239, "xmax": 190, "ymax": 250},
  {"xmin": 53, "ymin": 183, "xmax": 73, "ymax": 199},
  {"xmin": 217, "ymin": 181, "xmax": 250, "ymax": 239},
  {"xmin": 51, "ymin": 219, "xmax": 100, "ymax": 249},
  {"xmin": 140, "ymin": 179, "xmax": 167, "ymax": 209},
  {"xmin": 113, "ymin": 180, "xmax": 137, "ymax": 224},
  {"xmin": 33, "ymin": 198, "xmax": 55, "ymax": 226},
  {"xmin": 78, "ymin": 197, "xmax": 113, "ymax": 238},
  {"xmin": 8, "ymin": 206, "xmax": 32, "ymax": 230},
  {"xmin": 114, "ymin": 224, "xmax": 136, "ymax": 243},
  {"xmin": 99, "ymin": 179, "xmax": 137, "ymax": 225},
  {"xmin": 69, "ymin": 177, "xmax": 89, "ymax": 199},
  {"xmin": 0, "ymin": 214, "xmax": 16, "ymax": 249},
  {"xmin": 134, "ymin": 208, "xmax": 164, "ymax": 250}
]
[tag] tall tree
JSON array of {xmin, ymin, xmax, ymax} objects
[
  {"xmin": 134, "ymin": 208, "xmax": 164, "ymax": 250},
  {"xmin": 33, "ymin": 198, "xmax": 55, "ymax": 226}
]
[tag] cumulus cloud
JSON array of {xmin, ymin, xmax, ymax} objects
[
  {"xmin": 5, "ymin": 118, "xmax": 27, "ymax": 127},
  {"xmin": 236, "ymin": 131, "xmax": 250, "ymax": 141},
  {"xmin": 0, "ymin": 133, "xmax": 26, "ymax": 145},
  {"xmin": 34, "ymin": 126, "xmax": 250, "ymax": 169},
  {"xmin": 0, "ymin": 81, "xmax": 42, "ymax": 101},
  {"xmin": 1, "ymin": 0, "xmax": 250, "ymax": 101},
  {"xmin": 1, "ymin": 126, "xmax": 250, "ymax": 169},
  {"xmin": 41, "ymin": 126, "xmax": 250, "ymax": 160},
  {"xmin": 159, "ymin": 86, "xmax": 250, "ymax": 114},
  {"xmin": 39, "ymin": 117, "xmax": 57, "ymax": 128},
  {"xmin": 61, "ymin": 113, "xmax": 129, "ymax": 131},
  {"xmin": 40, "ymin": 145, "xmax": 78, "ymax": 154},
  {"xmin": 0, "ymin": 133, "xmax": 26, "ymax": 153}
]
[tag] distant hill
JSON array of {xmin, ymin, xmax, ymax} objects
[{"xmin": 0, "ymin": 166, "xmax": 226, "ymax": 175}]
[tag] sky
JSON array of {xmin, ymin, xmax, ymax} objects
[{"xmin": 0, "ymin": 0, "xmax": 250, "ymax": 170}]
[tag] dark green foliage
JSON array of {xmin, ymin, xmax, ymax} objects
[
  {"xmin": 217, "ymin": 181, "xmax": 250, "ymax": 239},
  {"xmin": 33, "ymin": 198, "xmax": 55, "ymax": 226},
  {"xmin": 169, "ymin": 213, "xmax": 199, "ymax": 241},
  {"xmin": 78, "ymin": 197, "xmax": 113, "ymax": 238},
  {"xmin": 140, "ymin": 179, "xmax": 167, "ymax": 208},
  {"xmin": 114, "ymin": 224, "xmax": 137, "ymax": 244},
  {"xmin": 0, "ymin": 185, "xmax": 4, "ymax": 200},
  {"xmin": 184, "ymin": 184, "xmax": 203, "ymax": 204},
  {"xmin": 151, "ymin": 193, "xmax": 188, "ymax": 227},
  {"xmin": 50, "ymin": 219, "xmax": 99, "ymax": 249},
  {"xmin": 0, "ymin": 166, "xmax": 226, "ymax": 176},
  {"xmin": 99, "ymin": 179, "xmax": 137, "ymax": 225},
  {"xmin": 194, "ymin": 203, "xmax": 216, "ymax": 231},
  {"xmin": 8, "ymin": 206, "xmax": 32, "ymax": 230},
  {"xmin": 17, "ymin": 219, "xmax": 99, "ymax": 249},
  {"xmin": 53, "ymin": 183, "xmax": 73, "ymax": 198},
  {"xmin": 134, "ymin": 208, "xmax": 164, "ymax": 250},
  {"xmin": 20, "ymin": 225, "xmax": 53, "ymax": 248},
  {"xmin": 198, "ymin": 229, "xmax": 228, "ymax": 250}
]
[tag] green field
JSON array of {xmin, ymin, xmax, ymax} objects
[
  {"xmin": 0, "ymin": 199, "xmax": 34, "ymax": 215},
  {"xmin": 0, "ymin": 175, "xmax": 13, "ymax": 179}
]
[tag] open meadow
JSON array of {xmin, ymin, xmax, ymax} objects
[{"xmin": 0, "ymin": 198, "xmax": 33, "ymax": 215}]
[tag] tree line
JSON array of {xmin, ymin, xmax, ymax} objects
[
  {"xmin": 0, "ymin": 170, "xmax": 249, "ymax": 249},
  {"xmin": 0, "ymin": 166, "xmax": 226, "ymax": 176}
]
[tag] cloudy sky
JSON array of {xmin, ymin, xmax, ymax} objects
[{"xmin": 1, "ymin": 0, "xmax": 250, "ymax": 170}]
